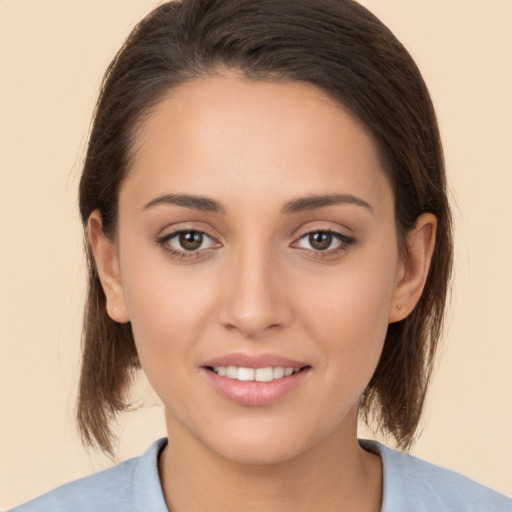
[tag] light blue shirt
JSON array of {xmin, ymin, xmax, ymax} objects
[{"xmin": 10, "ymin": 438, "xmax": 512, "ymax": 511}]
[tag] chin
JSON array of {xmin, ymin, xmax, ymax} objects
[
  {"xmin": 197, "ymin": 417, "xmax": 323, "ymax": 467},
  {"xmin": 214, "ymin": 437, "xmax": 309, "ymax": 466}
]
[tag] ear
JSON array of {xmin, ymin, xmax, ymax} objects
[
  {"xmin": 87, "ymin": 210, "xmax": 130, "ymax": 323},
  {"xmin": 389, "ymin": 213, "xmax": 437, "ymax": 323}
]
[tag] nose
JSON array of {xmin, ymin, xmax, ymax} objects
[{"xmin": 218, "ymin": 243, "xmax": 293, "ymax": 340}]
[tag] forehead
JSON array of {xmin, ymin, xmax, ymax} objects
[{"xmin": 122, "ymin": 74, "xmax": 392, "ymax": 215}]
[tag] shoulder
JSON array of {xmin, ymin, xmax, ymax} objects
[
  {"xmin": 9, "ymin": 460, "xmax": 137, "ymax": 512},
  {"xmin": 9, "ymin": 438, "xmax": 169, "ymax": 512},
  {"xmin": 360, "ymin": 440, "xmax": 512, "ymax": 512}
]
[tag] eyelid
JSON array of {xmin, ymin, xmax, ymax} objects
[
  {"xmin": 168, "ymin": 230, "xmax": 216, "ymax": 249},
  {"xmin": 292, "ymin": 229, "xmax": 354, "ymax": 246},
  {"xmin": 156, "ymin": 227, "xmax": 222, "ymax": 260},
  {"xmin": 290, "ymin": 226, "xmax": 356, "ymax": 258}
]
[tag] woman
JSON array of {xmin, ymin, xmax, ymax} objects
[{"xmin": 9, "ymin": 0, "xmax": 511, "ymax": 510}]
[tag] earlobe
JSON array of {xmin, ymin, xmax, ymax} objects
[
  {"xmin": 87, "ymin": 210, "xmax": 130, "ymax": 323},
  {"xmin": 389, "ymin": 213, "xmax": 437, "ymax": 323}
]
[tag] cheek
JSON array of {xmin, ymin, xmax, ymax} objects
[
  {"xmin": 120, "ymin": 257, "xmax": 218, "ymax": 377},
  {"xmin": 296, "ymin": 244, "xmax": 398, "ymax": 381}
]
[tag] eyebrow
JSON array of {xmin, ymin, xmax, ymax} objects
[
  {"xmin": 143, "ymin": 192, "xmax": 373, "ymax": 215},
  {"xmin": 281, "ymin": 194, "xmax": 373, "ymax": 214},
  {"xmin": 143, "ymin": 193, "xmax": 226, "ymax": 213}
]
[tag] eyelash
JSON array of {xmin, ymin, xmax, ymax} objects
[
  {"xmin": 156, "ymin": 230, "xmax": 219, "ymax": 261},
  {"xmin": 156, "ymin": 229, "xmax": 356, "ymax": 261},
  {"xmin": 291, "ymin": 230, "xmax": 356, "ymax": 259}
]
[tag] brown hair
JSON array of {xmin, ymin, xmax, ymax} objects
[{"xmin": 77, "ymin": 0, "xmax": 453, "ymax": 457}]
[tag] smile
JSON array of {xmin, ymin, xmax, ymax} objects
[
  {"xmin": 208, "ymin": 366, "xmax": 301, "ymax": 382},
  {"xmin": 202, "ymin": 354, "xmax": 311, "ymax": 405}
]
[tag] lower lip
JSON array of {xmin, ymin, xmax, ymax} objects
[{"xmin": 203, "ymin": 368, "xmax": 311, "ymax": 406}]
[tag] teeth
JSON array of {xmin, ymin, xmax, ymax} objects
[
  {"xmin": 273, "ymin": 367, "xmax": 285, "ymax": 379},
  {"xmin": 237, "ymin": 367, "xmax": 255, "ymax": 381},
  {"xmin": 212, "ymin": 366, "xmax": 300, "ymax": 382},
  {"xmin": 255, "ymin": 367, "xmax": 273, "ymax": 382},
  {"xmin": 226, "ymin": 366, "xmax": 238, "ymax": 378}
]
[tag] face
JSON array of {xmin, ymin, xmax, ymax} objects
[{"xmin": 98, "ymin": 74, "xmax": 409, "ymax": 464}]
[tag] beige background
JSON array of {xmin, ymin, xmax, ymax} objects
[{"xmin": 1, "ymin": 0, "xmax": 511, "ymax": 508}]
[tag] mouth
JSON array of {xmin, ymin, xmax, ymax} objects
[
  {"xmin": 202, "ymin": 357, "xmax": 312, "ymax": 406},
  {"xmin": 205, "ymin": 365, "xmax": 310, "ymax": 382}
]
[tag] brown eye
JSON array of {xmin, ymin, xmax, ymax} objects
[
  {"xmin": 293, "ymin": 229, "xmax": 354, "ymax": 256},
  {"xmin": 157, "ymin": 229, "xmax": 219, "ymax": 260},
  {"xmin": 179, "ymin": 231, "xmax": 204, "ymax": 251},
  {"xmin": 308, "ymin": 232, "xmax": 333, "ymax": 251}
]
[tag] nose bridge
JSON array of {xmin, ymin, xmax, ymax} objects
[{"xmin": 218, "ymin": 236, "xmax": 290, "ymax": 338}]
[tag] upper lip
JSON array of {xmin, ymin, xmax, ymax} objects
[{"xmin": 202, "ymin": 353, "xmax": 309, "ymax": 369}]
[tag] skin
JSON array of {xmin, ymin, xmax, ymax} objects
[{"xmin": 89, "ymin": 74, "xmax": 436, "ymax": 512}]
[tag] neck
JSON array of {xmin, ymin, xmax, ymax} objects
[{"xmin": 158, "ymin": 410, "xmax": 382, "ymax": 512}]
